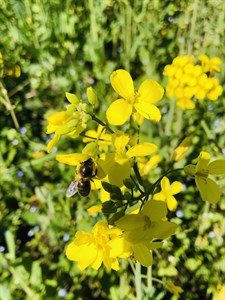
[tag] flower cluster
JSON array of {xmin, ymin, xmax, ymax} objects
[
  {"xmin": 163, "ymin": 55, "xmax": 223, "ymax": 109},
  {"xmin": 45, "ymin": 67, "xmax": 224, "ymax": 274},
  {"xmin": 46, "ymin": 92, "xmax": 92, "ymax": 153}
]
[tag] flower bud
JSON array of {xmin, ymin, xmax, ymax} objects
[{"xmin": 87, "ymin": 87, "xmax": 98, "ymax": 105}]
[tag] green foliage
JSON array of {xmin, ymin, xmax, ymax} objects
[{"xmin": 0, "ymin": 0, "xmax": 225, "ymax": 299}]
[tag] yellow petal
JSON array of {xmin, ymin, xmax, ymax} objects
[
  {"xmin": 116, "ymin": 215, "xmax": 146, "ymax": 231},
  {"xmin": 134, "ymin": 102, "xmax": 161, "ymax": 122},
  {"xmin": 87, "ymin": 205, "xmax": 102, "ymax": 215},
  {"xmin": 196, "ymin": 151, "xmax": 210, "ymax": 172},
  {"xmin": 132, "ymin": 244, "xmax": 153, "ymax": 267},
  {"xmin": 166, "ymin": 195, "xmax": 178, "ymax": 211},
  {"xmin": 47, "ymin": 111, "xmax": 69, "ymax": 125},
  {"xmin": 106, "ymin": 99, "xmax": 132, "ymax": 125},
  {"xmin": 47, "ymin": 134, "xmax": 60, "ymax": 153},
  {"xmin": 153, "ymin": 191, "xmax": 166, "ymax": 201},
  {"xmin": 46, "ymin": 123, "xmax": 57, "ymax": 134},
  {"xmin": 126, "ymin": 142, "xmax": 158, "ymax": 158},
  {"xmin": 66, "ymin": 242, "xmax": 80, "ymax": 261},
  {"xmin": 208, "ymin": 159, "xmax": 225, "ymax": 175},
  {"xmin": 196, "ymin": 176, "xmax": 220, "ymax": 203},
  {"xmin": 170, "ymin": 181, "xmax": 183, "ymax": 195},
  {"xmin": 172, "ymin": 137, "xmax": 191, "ymax": 161},
  {"xmin": 110, "ymin": 69, "xmax": 134, "ymax": 100},
  {"xmin": 160, "ymin": 176, "xmax": 170, "ymax": 192},
  {"xmin": 108, "ymin": 159, "xmax": 131, "ymax": 187},
  {"xmin": 56, "ymin": 153, "xmax": 89, "ymax": 166},
  {"xmin": 142, "ymin": 200, "xmax": 167, "ymax": 221},
  {"xmin": 138, "ymin": 79, "xmax": 164, "ymax": 104},
  {"xmin": 152, "ymin": 221, "xmax": 178, "ymax": 239}
]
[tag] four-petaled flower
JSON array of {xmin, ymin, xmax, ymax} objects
[
  {"xmin": 66, "ymin": 221, "xmax": 131, "ymax": 271},
  {"xmin": 153, "ymin": 176, "xmax": 182, "ymax": 211},
  {"xmin": 106, "ymin": 69, "xmax": 164, "ymax": 125},
  {"xmin": 116, "ymin": 200, "xmax": 178, "ymax": 247},
  {"xmin": 184, "ymin": 151, "xmax": 225, "ymax": 203}
]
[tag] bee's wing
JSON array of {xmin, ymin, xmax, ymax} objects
[{"xmin": 66, "ymin": 181, "xmax": 78, "ymax": 197}]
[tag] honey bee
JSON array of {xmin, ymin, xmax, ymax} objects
[{"xmin": 66, "ymin": 158, "xmax": 97, "ymax": 198}]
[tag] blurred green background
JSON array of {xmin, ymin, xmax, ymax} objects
[{"xmin": 0, "ymin": 0, "xmax": 225, "ymax": 299}]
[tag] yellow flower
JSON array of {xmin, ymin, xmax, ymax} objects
[
  {"xmin": 207, "ymin": 77, "xmax": 223, "ymax": 101},
  {"xmin": 109, "ymin": 234, "xmax": 163, "ymax": 267},
  {"xmin": 172, "ymin": 137, "xmax": 191, "ymax": 161},
  {"xmin": 153, "ymin": 177, "xmax": 182, "ymax": 211},
  {"xmin": 199, "ymin": 54, "xmax": 221, "ymax": 74},
  {"xmin": 46, "ymin": 92, "xmax": 91, "ymax": 153},
  {"xmin": 66, "ymin": 221, "xmax": 120, "ymax": 270},
  {"xmin": 184, "ymin": 151, "xmax": 225, "ymax": 203},
  {"xmin": 98, "ymin": 131, "xmax": 158, "ymax": 186},
  {"xmin": 164, "ymin": 55, "xmax": 223, "ymax": 109},
  {"xmin": 116, "ymin": 200, "xmax": 178, "ymax": 244},
  {"xmin": 106, "ymin": 69, "xmax": 164, "ymax": 125}
]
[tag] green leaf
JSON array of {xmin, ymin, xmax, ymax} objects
[
  {"xmin": 5, "ymin": 231, "xmax": 16, "ymax": 261},
  {"xmin": 30, "ymin": 261, "xmax": 42, "ymax": 289}
]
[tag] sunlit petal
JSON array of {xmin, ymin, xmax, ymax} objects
[
  {"xmin": 134, "ymin": 102, "xmax": 161, "ymax": 122},
  {"xmin": 196, "ymin": 151, "xmax": 210, "ymax": 172},
  {"xmin": 56, "ymin": 153, "xmax": 89, "ymax": 166},
  {"xmin": 138, "ymin": 79, "xmax": 164, "ymax": 103},
  {"xmin": 110, "ymin": 69, "xmax": 134, "ymax": 100},
  {"xmin": 166, "ymin": 195, "xmax": 178, "ymax": 211},
  {"xmin": 106, "ymin": 99, "xmax": 132, "ymax": 125},
  {"xmin": 170, "ymin": 181, "xmax": 183, "ymax": 195},
  {"xmin": 160, "ymin": 176, "xmax": 170, "ymax": 192},
  {"xmin": 47, "ymin": 111, "xmax": 69, "ymax": 125},
  {"xmin": 47, "ymin": 134, "xmax": 60, "ymax": 153},
  {"xmin": 126, "ymin": 143, "xmax": 158, "ymax": 158}
]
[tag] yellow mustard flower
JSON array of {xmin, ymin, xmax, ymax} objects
[
  {"xmin": 207, "ymin": 77, "xmax": 223, "ymax": 101},
  {"xmin": 199, "ymin": 54, "xmax": 221, "ymax": 74},
  {"xmin": 66, "ymin": 221, "xmax": 129, "ymax": 271},
  {"xmin": 164, "ymin": 55, "xmax": 223, "ymax": 109},
  {"xmin": 153, "ymin": 177, "xmax": 182, "ymax": 211},
  {"xmin": 109, "ymin": 234, "xmax": 163, "ymax": 267},
  {"xmin": 116, "ymin": 200, "xmax": 178, "ymax": 244},
  {"xmin": 184, "ymin": 151, "xmax": 225, "ymax": 203},
  {"xmin": 172, "ymin": 137, "xmax": 191, "ymax": 161},
  {"xmin": 106, "ymin": 69, "xmax": 164, "ymax": 125},
  {"xmin": 98, "ymin": 131, "xmax": 158, "ymax": 186},
  {"xmin": 46, "ymin": 92, "xmax": 91, "ymax": 153}
]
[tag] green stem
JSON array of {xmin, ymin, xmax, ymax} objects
[
  {"xmin": 134, "ymin": 168, "xmax": 184, "ymax": 201},
  {"xmin": 187, "ymin": 0, "xmax": 199, "ymax": 55},
  {"xmin": 0, "ymin": 81, "xmax": 20, "ymax": 130},
  {"xmin": 134, "ymin": 261, "xmax": 142, "ymax": 300},
  {"xmin": 146, "ymin": 264, "xmax": 153, "ymax": 293},
  {"xmin": 165, "ymin": 98, "xmax": 176, "ymax": 136},
  {"xmin": 91, "ymin": 114, "xmax": 114, "ymax": 134}
]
